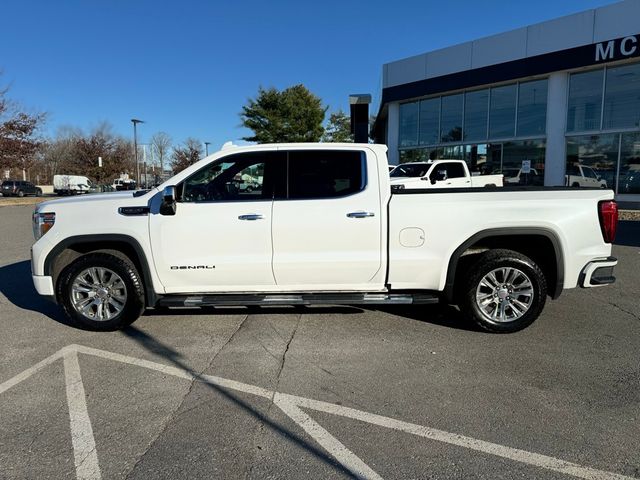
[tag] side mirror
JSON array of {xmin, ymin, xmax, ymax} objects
[{"xmin": 160, "ymin": 185, "xmax": 177, "ymax": 216}]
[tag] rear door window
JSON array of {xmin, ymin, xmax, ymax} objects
[
  {"xmin": 439, "ymin": 162, "xmax": 466, "ymax": 179},
  {"xmin": 286, "ymin": 150, "xmax": 366, "ymax": 199}
]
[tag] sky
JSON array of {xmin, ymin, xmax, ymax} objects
[{"xmin": 0, "ymin": 0, "xmax": 618, "ymax": 150}]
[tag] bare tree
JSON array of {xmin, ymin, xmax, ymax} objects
[
  {"xmin": 171, "ymin": 137, "xmax": 202, "ymax": 174},
  {"xmin": 150, "ymin": 132, "xmax": 172, "ymax": 176},
  {"xmin": 0, "ymin": 78, "xmax": 46, "ymax": 179}
]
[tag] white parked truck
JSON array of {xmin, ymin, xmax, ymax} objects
[
  {"xmin": 53, "ymin": 175, "xmax": 94, "ymax": 195},
  {"xmin": 389, "ymin": 160, "xmax": 503, "ymax": 189},
  {"xmin": 565, "ymin": 164, "xmax": 608, "ymax": 188},
  {"xmin": 31, "ymin": 143, "xmax": 618, "ymax": 333}
]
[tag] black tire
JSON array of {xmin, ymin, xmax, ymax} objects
[
  {"xmin": 57, "ymin": 252, "xmax": 145, "ymax": 331},
  {"xmin": 17, "ymin": 190, "xmax": 24, "ymax": 197},
  {"xmin": 35, "ymin": 188, "xmax": 42, "ymax": 197},
  {"xmin": 571, "ymin": 182, "xmax": 580, "ymax": 188},
  {"xmin": 459, "ymin": 249, "xmax": 547, "ymax": 333}
]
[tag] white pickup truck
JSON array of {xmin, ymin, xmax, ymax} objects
[
  {"xmin": 389, "ymin": 160, "xmax": 503, "ymax": 189},
  {"xmin": 31, "ymin": 143, "xmax": 618, "ymax": 333}
]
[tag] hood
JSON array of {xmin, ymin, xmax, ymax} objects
[{"xmin": 36, "ymin": 189, "xmax": 157, "ymax": 210}]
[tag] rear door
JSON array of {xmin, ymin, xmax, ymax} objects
[{"xmin": 271, "ymin": 148, "xmax": 384, "ymax": 290}]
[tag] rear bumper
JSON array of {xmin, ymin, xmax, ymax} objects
[{"xmin": 579, "ymin": 257, "xmax": 617, "ymax": 288}]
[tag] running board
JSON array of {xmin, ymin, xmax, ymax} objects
[{"xmin": 157, "ymin": 292, "xmax": 440, "ymax": 308}]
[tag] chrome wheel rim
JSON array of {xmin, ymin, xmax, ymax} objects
[
  {"xmin": 70, "ymin": 267, "xmax": 127, "ymax": 321},
  {"xmin": 475, "ymin": 267, "xmax": 534, "ymax": 323}
]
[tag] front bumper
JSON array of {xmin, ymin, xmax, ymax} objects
[
  {"xmin": 579, "ymin": 257, "xmax": 617, "ymax": 288},
  {"xmin": 32, "ymin": 275, "xmax": 55, "ymax": 296}
]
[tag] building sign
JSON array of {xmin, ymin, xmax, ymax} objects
[{"xmin": 595, "ymin": 35, "xmax": 639, "ymax": 62}]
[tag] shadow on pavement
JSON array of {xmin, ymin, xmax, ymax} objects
[
  {"xmin": 0, "ymin": 260, "xmax": 72, "ymax": 326},
  {"xmin": 615, "ymin": 221, "xmax": 640, "ymax": 247},
  {"xmin": 370, "ymin": 304, "xmax": 481, "ymax": 332},
  {"xmin": 120, "ymin": 325, "xmax": 357, "ymax": 478},
  {"xmin": 0, "ymin": 260, "xmax": 475, "ymax": 332}
]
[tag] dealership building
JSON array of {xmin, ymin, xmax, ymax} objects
[{"xmin": 373, "ymin": 0, "xmax": 640, "ymax": 201}]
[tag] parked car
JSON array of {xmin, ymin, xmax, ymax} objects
[
  {"xmin": 1, "ymin": 180, "xmax": 41, "ymax": 197},
  {"xmin": 389, "ymin": 160, "xmax": 503, "ymax": 189},
  {"xmin": 566, "ymin": 164, "xmax": 608, "ymax": 188},
  {"xmin": 31, "ymin": 143, "xmax": 618, "ymax": 334}
]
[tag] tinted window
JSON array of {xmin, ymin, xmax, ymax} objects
[
  {"xmin": 440, "ymin": 162, "xmax": 466, "ymax": 179},
  {"xmin": 517, "ymin": 79, "xmax": 548, "ymax": 136},
  {"xmin": 390, "ymin": 164, "xmax": 429, "ymax": 178},
  {"xmin": 418, "ymin": 98, "xmax": 440, "ymax": 145},
  {"xmin": 287, "ymin": 151, "xmax": 365, "ymax": 199},
  {"xmin": 464, "ymin": 89, "xmax": 489, "ymax": 141},
  {"xmin": 567, "ymin": 69, "xmax": 603, "ymax": 132},
  {"xmin": 440, "ymin": 94, "xmax": 463, "ymax": 142},
  {"xmin": 399, "ymin": 102, "xmax": 419, "ymax": 147},
  {"xmin": 489, "ymin": 84, "xmax": 517, "ymax": 138},
  {"xmin": 604, "ymin": 62, "xmax": 640, "ymax": 130},
  {"xmin": 181, "ymin": 151, "xmax": 281, "ymax": 202}
]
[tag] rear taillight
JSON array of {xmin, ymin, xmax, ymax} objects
[{"xmin": 598, "ymin": 200, "xmax": 618, "ymax": 243}]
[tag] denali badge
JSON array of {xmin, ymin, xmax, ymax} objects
[{"xmin": 170, "ymin": 265, "xmax": 216, "ymax": 270}]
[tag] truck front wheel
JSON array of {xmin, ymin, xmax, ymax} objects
[
  {"xmin": 57, "ymin": 252, "xmax": 145, "ymax": 331},
  {"xmin": 459, "ymin": 249, "xmax": 547, "ymax": 333}
]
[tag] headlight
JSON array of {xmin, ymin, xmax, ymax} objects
[{"xmin": 33, "ymin": 212, "xmax": 55, "ymax": 240}]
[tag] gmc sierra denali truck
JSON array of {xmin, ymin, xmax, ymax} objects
[{"xmin": 31, "ymin": 143, "xmax": 619, "ymax": 333}]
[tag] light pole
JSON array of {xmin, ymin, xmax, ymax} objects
[
  {"xmin": 131, "ymin": 118, "xmax": 144, "ymax": 186},
  {"xmin": 204, "ymin": 141, "xmax": 211, "ymax": 157}
]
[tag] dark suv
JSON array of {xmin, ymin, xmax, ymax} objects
[{"xmin": 1, "ymin": 180, "xmax": 42, "ymax": 197}]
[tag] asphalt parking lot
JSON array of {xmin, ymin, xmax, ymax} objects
[{"xmin": 0, "ymin": 204, "xmax": 639, "ymax": 480}]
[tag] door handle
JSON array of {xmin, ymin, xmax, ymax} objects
[
  {"xmin": 347, "ymin": 211, "xmax": 375, "ymax": 218},
  {"xmin": 238, "ymin": 214, "xmax": 264, "ymax": 221}
]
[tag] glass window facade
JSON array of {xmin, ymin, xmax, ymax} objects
[
  {"xmin": 398, "ymin": 79, "xmax": 547, "ymax": 147},
  {"xmin": 564, "ymin": 61, "xmax": 640, "ymax": 194},
  {"xmin": 440, "ymin": 94, "xmax": 463, "ymax": 142},
  {"xmin": 566, "ymin": 132, "xmax": 640, "ymax": 194},
  {"xmin": 396, "ymin": 60, "xmax": 640, "ymax": 195},
  {"xmin": 517, "ymin": 80, "xmax": 548, "ymax": 136},
  {"xmin": 566, "ymin": 134, "xmax": 619, "ymax": 190},
  {"xmin": 464, "ymin": 89, "xmax": 489, "ymax": 141},
  {"xmin": 619, "ymin": 132, "xmax": 640, "ymax": 194}
]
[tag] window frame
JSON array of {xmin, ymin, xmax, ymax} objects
[{"xmin": 177, "ymin": 151, "xmax": 283, "ymax": 204}]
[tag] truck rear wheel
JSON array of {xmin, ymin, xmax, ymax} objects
[
  {"xmin": 57, "ymin": 252, "xmax": 145, "ymax": 331},
  {"xmin": 459, "ymin": 249, "xmax": 547, "ymax": 333}
]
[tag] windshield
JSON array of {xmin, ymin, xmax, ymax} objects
[{"xmin": 390, "ymin": 164, "xmax": 430, "ymax": 178}]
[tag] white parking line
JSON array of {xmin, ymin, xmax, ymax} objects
[
  {"xmin": 274, "ymin": 393, "xmax": 384, "ymax": 480},
  {"xmin": 63, "ymin": 349, "xmax": 101, "ymax": 480},
  {"xmin": 0, "ymin": 349, "xmax": 62, "ymax": 394},
  {"xmin": 0, "ymin": 344, "xmax": 637, "ymax": 480}
]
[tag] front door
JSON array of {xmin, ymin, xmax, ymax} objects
[
  {"xmin": 271, "ymin": 149, "xmax": 384, "ymax": 290},
  {"xmin": 149, "ymin": 150, "xmax": 283, "ymax": 293}
]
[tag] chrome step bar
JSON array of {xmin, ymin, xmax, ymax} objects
[{"xmin": 157, "ymin": 292, "xmax": 440, "ymax": 308}]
